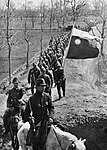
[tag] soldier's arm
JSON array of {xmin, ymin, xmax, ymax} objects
[
  {"xmin": 23, "ymin": 99, "xmax": 31, "ymax": 122},
  {"xmin": 47, "ymin": 75, "xmax": 51, "ymax": 88},
  {"xmin": 19, "ymin": 88, "xmax": 25, "ymax": 99},
  {"xmin": 49, "ymin": 71, "xmax": 54, "ymax": 87},
  {"xmin": 48, "ymin": 96, "xmax": 54, "ymax": 119},
  {"xmin": 37, "ymin": 67, "xmax": 41, "ymax": 77},
  {"xmin": 54, "ymin": 70, "xmax": 58, "ymax": 84}
]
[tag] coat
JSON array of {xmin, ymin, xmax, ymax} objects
[
  {"xmin": 23, "ymin": 91, "xmax": 54, "ymax": 125},
  {"xmin": 7, "ymin": 87, "xmax": 24, "ymax": 108}
]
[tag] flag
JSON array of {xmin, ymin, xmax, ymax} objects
[{"xmin": 65, "ymin": 28, "xmax": 101, "ymax": 59}]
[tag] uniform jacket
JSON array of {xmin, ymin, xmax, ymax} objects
[
  {"xmin": 46, "ymin": 70, "xmax": 53, "ymax": 87},
  {"xmin": 28, "ymin": 67, "xmax": 41, "ymax": 84},
  {"xmin": 23, "ymin": 91, "xmax": 54, "ymax": 125},
  {"xmin": 7, "ymin": 87, "xmax": 24, "ymax": 107},
  {"xmin": 54, "ymin": 67, "xmax": 65, "ymax": 83}
]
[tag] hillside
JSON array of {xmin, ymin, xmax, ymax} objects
[
  {"xmin": 54, "ymin": 59, "xmax": 107, "ymax": 150},
  {"xmin": 0, "ymin": 56, "xmax": 107, "ymax": 150}
]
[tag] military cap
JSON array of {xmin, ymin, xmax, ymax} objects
[
  {"xmin": 12, "ymin": 77, "xmax": 19, "ymax": 83},
  {"xmin": 36, "ymin": 78, "xmax": 46, "ymax": 86}
]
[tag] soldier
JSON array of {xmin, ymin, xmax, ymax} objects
[
  {"xmin": 44, "ymin": 51, "xmax": 51, "ymax": 66},
  {"xmin": 28, "ymin": 63, "xmax": 41, "ymax": 94},
  {"xmin": 49, "ymin": 51, "xmax": 58, "ymax": 70},
  {"xmin": 23, "ymin": 78, "xmax": 54, "ymax": 150},
  {"xmin": 54, "ymin": 64, "xmax": 66, "ymax": 99},
  {"xmin": 39, "ymin": 67, "xmax": 51, "ymax": 96},
  {"xmin": 3, "ymin": 77, "xmax": 25, "ymax": 135},
  {"xmin": 45, "ymin": 66, "xmax": 54, "ymax": 88},
  {"xmin": 48, "ymin": 36, "xmax": 53, "ymax": 47}
]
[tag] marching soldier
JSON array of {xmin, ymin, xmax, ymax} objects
[
  {"xmin": 54, "ymin": 64, "xmax": 66, "ymax": 99},
  {"xmin": 45, "ymin": 66, "xmax": 54, "ymax": 88},
  {"xmin": 39, "ymin": 67, "xmax": 51, "ymax": 96},
  {"xmin": 3, "ymin": 77, "xmax": 25, "ymax": 135},
  {"xmin": 28, "ymin": 63, "xmax": 41, "ymax": 94},
  {"xmin": 23, "ymin": 78, "xmax": 54, "ymax": 150}
]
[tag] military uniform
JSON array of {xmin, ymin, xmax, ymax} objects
[
  {"xmin": 39, "ymin": 69, "xmax": 51, "ymax": 96},
  {"xmin": 28, "ymin": 65, "xmax": 41, "ymax": 94},
  {"xmin": 54, "ymin": 65, "xmax": 66, "ymax": 99},
  {"xmin": 46, "ymin": 69, "xmax": 54, "ymax": 88},
  {"xmin": 7, "ymin": 87, "xmax": 24, "ymax": 107},
  {"xmin": 3, "ymin": 85, "xmax": 25, "ymax": 134},
  {"xmin": 23, "ymin": 91, "xmax": 54, "ymax": 125},
  {"xmin": 23, "ymin": 78, "xmax": 54, "ymax": 150}
]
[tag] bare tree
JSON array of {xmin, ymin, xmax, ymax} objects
[
  {"xmin": 6, "ymin": 0, "xmax": 11, "ymax": 84},
  {"xmin": 22, "ymin": 0, "xmax": 32, "ymax": 69},
  {"xmin": 39, "ymin": 2, "xmax": 48, "ymax": 56},
  {"xmin": 47, "ymin": 0, "xmax": 54, "ymax": 36},
  {"xmin": 91, "ymin": 0, "xmax": 107, "ymax": 56},
  {"xmin": 0, "ymin": 1, "xmax": 26, "ymax": 84},
  {"xmin": 26, "ymin": 1, "xmax": 39, "ymax": 28},
  {"xmin": 5, "ymin": 0, "xmax": 18, "ymax": 84},
  {"xmin": 67, "ymin": 0, "xmax": 87, "ymax": 23},
  {"xmin": 61, "ymin": 0, "xmax": 69, "ymax": 27},
  {"xmin": 0, "ymin": 8, "xmax": 5, "ymax": 47},
  {"xmin": 53, "ymin": 0, "xmax": 62, "ymax": 29}
]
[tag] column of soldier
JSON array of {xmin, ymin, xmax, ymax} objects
[
  {"xmin": 28, "ymin": 32, "xmax": 69, "ymax": 100},
  {"xmin": 2, "ymin": 32, "xmax": 70, "ymax": 147}
]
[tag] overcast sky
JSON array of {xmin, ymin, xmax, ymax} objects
[
  {"xmin": 0, "ymin": 0, "xmax": 56, "ymax": 8},
  {"xmin": 0, "ymin": 0, "xmax": 95, "ymax": 9}
]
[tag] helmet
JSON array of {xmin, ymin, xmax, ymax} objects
[
  {"xmin": 12, "ymin": 77, "xmax": 18, "ymax": 84},
  {"xmin": 36, "ymin": 78, "xmax": 46, "ymax": 86}
]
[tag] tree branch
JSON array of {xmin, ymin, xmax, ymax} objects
[{"xmin": 95, "ymin": 25, "xmax": 102, "ymax": 34}]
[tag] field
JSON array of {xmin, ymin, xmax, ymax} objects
[
  {"xmin": 0, "ymin": 16, "xmax": 88, "ymax": 82},
  {"xmin": 0, "ymin": 28, "xmax": 58, "ymax": 81}
]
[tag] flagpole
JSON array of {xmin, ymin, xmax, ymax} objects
[{"xmin": 62, "ymin": 22, "xmax": 75, "ymax": 67}]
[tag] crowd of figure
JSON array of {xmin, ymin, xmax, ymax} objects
[{"xmin": 2, "ymin": 32, "xmax": 70, "ymax": 150}]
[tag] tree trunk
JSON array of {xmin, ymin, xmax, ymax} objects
[
  {"xmin": 7, "ymin": 0, "xmax": 11, "ymax": 84},
  {"xmin": 40, "ymin": 14, "xmax": 43, "ymax": 56},
  {"xmin": 49, "ymin": 17, "xmax": 52, "ymax": 37},
  {"xmin": 26, "ymin": 41, "xmax": 30, "ymax": 69},
  {"xmin": 100, "ymin": 20, "xmax": 106, "ymax": 56},
  {"xmin": 31, "ymin": 17, "xmax": 35, "ymax": 28},
  {"xmin": 8, "ymin": 42, "xmax": 11, "ymax": 84}
]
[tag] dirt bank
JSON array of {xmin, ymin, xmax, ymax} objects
[
  {"xmin": 0, "ymin": 58, "xmax": 107, "ymax": 150},
  {"xmin": 54, "ymin": 59, "xmax": 107, "ymax": 150}
]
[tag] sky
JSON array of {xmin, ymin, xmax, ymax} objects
[
  {"xmin": 0, "ymin": 0, "xmax": 56, "ymax": 8},
  {"xmin": 0, "ymin": 0, "xmax": 95, "ymax": 9}
]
